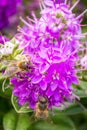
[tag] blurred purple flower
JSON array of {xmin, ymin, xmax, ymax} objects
[
  {"xmin": 28, "ymin": 0, "xmax": 39, "ymax": 11},
  {"xmin": 0, "ymin": 0, "xmax": 22, "ymax": 30},
  {"xmin": 0, "ymin": 35, "xmax": 9, "ymax": 44},
  {"xmin": 11, "ymin": 0, "xmax": 87, "ymax": 109}
]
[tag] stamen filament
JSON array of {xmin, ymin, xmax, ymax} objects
[
  {"xmin": 76, "ymin": 9, "xmax": 87, "ymax": 20},
  {"xmin": 65, "ymin": 0, "xmax": 68, "ymax": 4},
  {"xmin": 70, "ymin": 0, "xmax": 80, "ymax": 11},
  {"xmin": 20, "ymin": 17, "xmax": 33, "ymax": 29}
]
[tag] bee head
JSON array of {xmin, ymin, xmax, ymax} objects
[{"xmin": 38, "ymin": 96, "xmax": 48, "ymax": 104}]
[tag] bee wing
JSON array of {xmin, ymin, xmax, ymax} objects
[
  {"xmin": 4, "ymin": 63, "xmax": 19, "ymax": 78},
  {"xmin": 0, "ymin": 59, "xmax": 17, "ymax": 66},
  {"xmin": 1, "ymin": 60, "xmax": 11, "ymax": 66}
]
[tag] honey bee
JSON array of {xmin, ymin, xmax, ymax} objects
[
  {"xmin": 4, "ymin": 55, "xmax": 32, "ymax": 78},
  {"xmin": 35, "ymin": 96, "xmax": 49, "ymax": 119},
  {"xmin": 2, "ymin": 55, "xmax": 32, "ymax": 91}
]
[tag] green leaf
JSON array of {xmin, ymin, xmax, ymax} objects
[
  {"xmin": 0, "ymin": 97, "xmax": 11, "ymax": 127},
  {"xmin": 9, "ymin": 38, "xmax": 23, "ymax": 57},
  {"xmin": 75, "ymin": 90, "xmax": 87, "ymax": 98},
  {"xmin": 80, "ymin": 97, "xmax": 87, "ymax": 108},
  {"xmin": 0, "ymin": 75, "xmax": 12, "ymax": 98},
  {"xmin": 15, "ymin": 114, "xmax": 30, "ymax": 130},
  {"xmin": 79, "ymin": 80, "xmax": 87, "ymax": 90},
  {"xmin": 51, "ymin": 109, "xmax": 76, "ymax": 130},
  {"xmin": 3, "ymin": 110, "xmax": 31, "ymax": 130},
  {"xmin": 0, "ymin": 73, "xmax": 5, "ymax": 81},
  {"xmin": 11, "ymin": 94, "xmax": 32, "ymax": 113},
  {"xmin": 30, "ymin": 122, "xmax": 60, "ymax": 130},
  {"xmin": 30, "ymin": 112, "xmax": 76, "ymax": 130},
  {"xmin": 3, "ymin": 110, "xmax": 18, "ymax": 130},
  {"xmin": 77, "ymin": 123, "xmax": 87, "ymax": 130},
  {"xmin": 13, "ymin": 48, "xmax": 23, "ymax": 57},
  {"xmin": 0, "ymin": 63, "xmax": 7, "ymax": 71},
  {"xmin": 64, "ymin": 98, "xmax": 87, "ymax": 115},
  {"xmin": 0, "ymin": 87, "xmax": 12, "ymax": 98},
  {"xmin": 64, "ymin": 104, "xmax": 84, "ymax": 115},
  {"xmin": 12, "ymin": 44, "xmax": 19, "ymax": 54},
  {"xmin": 0, "ymin": 77, "xmax": 10, "ymax": 90},
  {"xmin": 10, "ymin": 38, "xmax": 19, "ymax": 45}
]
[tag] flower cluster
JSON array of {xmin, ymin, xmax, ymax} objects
[
  {"xmin": 0, "ymin": 0, "xmax": 22, "ymax": 30},
  {"xmin": 11, "ymin": 0, "xmax": 86, "ymax": 109}
]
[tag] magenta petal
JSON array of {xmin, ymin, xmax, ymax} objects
[
  {"xmin": 46, "ymin": 88, "xmax": 54, "ymax": 97},
  {"xmin": 32, "ymin": 75, "xmax": 42, "ymax": 84},
  {"xmin": 72, "ymin": 76, "xmax": 79, "ymax": 85},
  {"xmin": 38, "ymin": 49, "xmax": 48, "ymax": 59},
  {"xmin": 40, "ymin": 80, "xmax": 47, "ymax": 90},
  {"xmin": 53, "ymin": 56, "xmax": 62, "ymax": 63},
  {"xmin": 50, "ymin": 82, "xmax": 58, "ymax": 91},
  {"xmin": 39, "ymin": 63, "xmax": 50, "ymax": 74},
  {"xmin": 54, "ymin": 92, "xmax": 61, "ymax": 101}
]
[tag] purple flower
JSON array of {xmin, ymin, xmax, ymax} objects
[
  {"xmin": 12, "ymin": 0, "xmax": 87, "ymax": 109},
  {"xmin": 0, "ymin": 35, "xmax": 9, "ymax": 44},
  {"xmin": 0, "ymin": 0, "xmax": 22, "ymax": 30}
]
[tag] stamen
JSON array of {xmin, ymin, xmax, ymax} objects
[
  {"xmin": 26, "ymin": 16, "xmax": 35, "ymax": 23},
  {"xmin": 75, "ymin": 35, "xmax": 85, "ymax": 39},
  {"xmin": 82, "ymin": 32, "xmax": 87, "ymax": 36},
  {"xmin": 41, "ymin": 0, "xmax": 46, "ymax": 8},
  {"xmin": 65, "ymin": 0, "xmax": 68, "ymax": 4},
  {"xmin": 70, "ymin": 0, "xmax": 80, "ymax": 11},
  {"xmin": 39, "ymin": 0, "xmax": 46, "ymax": 10},
  {"xmin": 79, "ymin": 48, "xmax": 87, "ymax": 51},
  {"xmin": 20, "ymin": 17, "xmax": 33, "ymax": 29},
  {"xmin": 76, "ymin": 9, "xmax": 87, "ymax": 20},
  {"xmin": 80, "ymin": 24, "xmax": 87, "ymax": 26},
  {"xmin": 75, "ymin": 33, "xmax": 87, "ymax": 39},
  {"xmin": 17, "ymin": 26, "xmax": 30, "ymax": 37},
  {"xmin": 39, "ymin": 1, "xmax": 43, "ymax": 10},
  {"xmin": 31, "ymin": 12, "xmax": 38, "ymax": 22}
]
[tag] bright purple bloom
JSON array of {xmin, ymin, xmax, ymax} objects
[
  {"xmin": 0, "ymin": 0, "xmax": 22, "ymax": 30},
  {"xmin": 11, "ymin": 0, "xmax": 87, "ymax": 109}
]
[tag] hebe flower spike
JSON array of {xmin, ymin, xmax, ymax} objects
[{"xmin": 11, "ymin": 0, "xmax": 87, "ymax": 110}]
